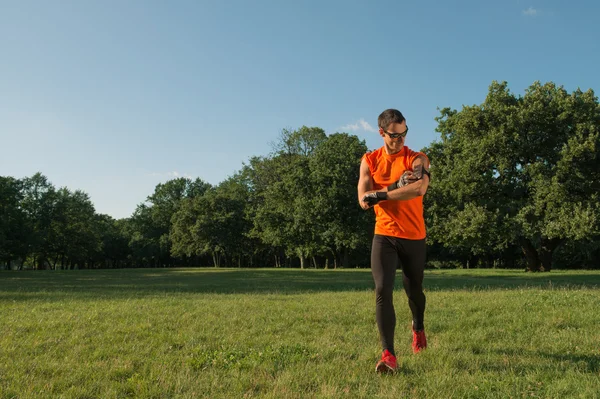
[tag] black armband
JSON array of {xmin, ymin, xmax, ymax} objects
[{"xmin": 413, "ymin": 164, "xmax": 431, "ymax": 180}]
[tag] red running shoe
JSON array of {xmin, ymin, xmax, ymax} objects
[
  {"xmin": 412, "ymin": 328, "xmax": 427, "ymax": 354},
  {"xmin": 375, "ymin": 349, "xmax": 397, "ymax": 373}
]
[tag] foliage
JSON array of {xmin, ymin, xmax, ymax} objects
[
  {"xmin": 1, "ymin": 81, "xmax": 599, "ymax": 270},
  {"xmin": 427, "ymin": 81, "xmax": 600, "ymax": 271}
]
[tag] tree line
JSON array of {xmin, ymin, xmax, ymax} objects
[{"xmin": 1, "ymin": 81, "xmax": 599, "ymax": 271}]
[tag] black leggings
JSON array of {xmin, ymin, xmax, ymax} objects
[{"xmin": 371, "ymin": 234, "xmax": 426, "ymax": 355}]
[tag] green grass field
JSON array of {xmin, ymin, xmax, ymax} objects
[{"xmin": 1, "ymin": 268, "xmax": 600, "ymax": 398}]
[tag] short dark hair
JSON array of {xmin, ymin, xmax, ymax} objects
[{"xmin": 378, "ymin": 109, "xmax": 405, "ymax": 130}]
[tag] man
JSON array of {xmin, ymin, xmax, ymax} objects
[{"xmin": 357, "ymin": 109, "xmax": 430, "ymax": 373}]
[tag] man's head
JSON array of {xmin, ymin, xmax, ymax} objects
[{"xmin": 378, "ymin": 109, "xmax": 408, "ymax": 152}]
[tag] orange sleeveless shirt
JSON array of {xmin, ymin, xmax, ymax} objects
[{"xmin": 363, "ymin": 146, "xmax": 429, "ymax": 240}]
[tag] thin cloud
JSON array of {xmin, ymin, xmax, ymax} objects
[
  {"xmin": 148, "ymin": 171, "xmax": 192, "ymax": 179},
  {"xmin": 341, "ymin": 118, "xmax": 377, "ymax": 132},
  {"xmin": 522, "ymin": 7, "xmax": 538, "ymax": 16}
]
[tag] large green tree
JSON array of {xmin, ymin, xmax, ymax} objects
[
  {"xmin": 127, "ymin": 204, "xmax": 162, "ymax": 267},
  {"xmin": 49, "ymin": 188, "xmax": 103, "ymax": 269},
  {"xmin": 20, "ymin": 173, "xmax": 57, "ymax": 269},
  {"xmin": 0, "ymin": 176, "xmax": 27, "ymax": 268},
  {"xmin": 94, "ymin": 214, "xmax": 130, "ymax": 268},
  {"xmin": 309, "ymin": 133, "xmax": 372, "ymax": 267},
  {"xmin": 171, "ymin": 176, "xmax": 251, "ymax": 267},
  {"xmin": 249, "ymin": 127, "xmax": 327, "ymax": 269},
  {"xmin": 429, "ymin": 81, "xmax": 600, "ymax": 271},
  {"xmin": 136, "ymin": 178, "xmax": 212, "ymax": 267}
]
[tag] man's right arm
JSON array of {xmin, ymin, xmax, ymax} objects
[{"xmin": 357, "ymin": 158, "xmax": 374, "ymax": 210}]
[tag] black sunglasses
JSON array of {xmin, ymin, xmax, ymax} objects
[{"xmin": 383, "ymin": 126, "xmax": 409, "ymax": 139}]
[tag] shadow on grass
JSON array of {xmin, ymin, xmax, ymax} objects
[
  {"xmin": 1, "ymin": 268, "xmax": 600, "ymax": 300},
  {"xmin": 483, "ymin": 348, "xmax": 600, "ymax": 375}
]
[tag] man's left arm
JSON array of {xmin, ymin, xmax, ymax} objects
[
  {"xmin": 363, "ymin": 155, "xmax": 430, "ymax": 203},
  {"xmin": 386, "ymin": 154, "xmax": 429, "ymax": 200},
  {"xmin": 367, "ymin": 155, "xmax": 429, "ymax": 205}
]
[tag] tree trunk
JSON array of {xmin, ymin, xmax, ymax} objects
[
  {"xmin": 36, "ymin": 255, "xmax": 43, "ymax": 270},
  {"xmin": 299, "ymin": 255, "xmax": 305, "ymax": 269},
  {"xmin": 539, "ymin": 237, "xmax": 563, "ymax": 272},
  {"xmin": 312, "ymin": 256, "xmax": 317, "ymax": 269},
  {"xmin": 466, "ymin": 255, "xmax": 479, "ymax": 269},
  {"xmin": 521, "ymin": 238, "xmax": 541, "ymax": 272},
  {"xmin": 342, "ymin": 247, "xmax": 349, "ymax": 268}
]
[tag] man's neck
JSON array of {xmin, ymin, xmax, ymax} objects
[{"xmin": 384, "ymin": 143, "xmax": 404, "ymax": 155}]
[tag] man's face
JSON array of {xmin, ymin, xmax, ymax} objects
[{"xmin": 379, "ymin": 121, "xmax": 408, "ymax": 151}]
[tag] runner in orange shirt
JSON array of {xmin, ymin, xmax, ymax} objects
[{"xmin": 357, "ymin": 109, "xmax": 430, "ymax": 373}]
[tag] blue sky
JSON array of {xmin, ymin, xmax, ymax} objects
[{"xmin": 1, "ymin": 0, "xmax": 599, "ymax": 219}]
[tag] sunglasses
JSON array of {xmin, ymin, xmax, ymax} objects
[{"xmin": 383, "ymin": 127, "xmax": 409, "ymax": 139}]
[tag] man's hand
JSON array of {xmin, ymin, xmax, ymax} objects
[
  {"xmin": 361, "ymin": 191, "xmax": 388, "ymax": 208},
  {"xmin": 387, "ymin": 170, "xmax": 419, "ymax": 191}
]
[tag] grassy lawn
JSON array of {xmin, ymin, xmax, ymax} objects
[{"xmin": 1, "ymin": 268, "xmax": 600, "ymax": 398}]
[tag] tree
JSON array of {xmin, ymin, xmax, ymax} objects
[
  {"xmin": 47, "ymin": 188, "xmax": 100, "ymax": 269},
  {"xmin": 127, "ymin": 204, "xmax": 162, "ymax": 267},
  {"xmin": 94, "ymin": 214, "xmax": 130, "ymax": 268},
  {"xmin": 309, "ymin": 133, "xmax": 372, "ymax": 267},
  {"xmin": 430, "ymin": 81, "xmax": 600, "ymax": 271},
  {"xmin": 249, "ymin": 127, "xmax": 327, "ymax": 268},
  {"xmin": 20, "ymin": 173, "xmax": 57, "ymax": 269},
  {"xmin": 0, "ymin": 176, "xmax": 27, "ymax": 268},
  {"xmin": 136, "ymin": 178, "xmax": 212, "ymax": 267},
  {"xmin": 273, "ymin": 126, "xmax": 328, "ymax": 156},
  {"xmin": 171, "ymin": 177, "xmax": 251, "ymax": 267},
  {"xmin": 241, "ymin": 156, "xmax": 288, "ymax": 267}
]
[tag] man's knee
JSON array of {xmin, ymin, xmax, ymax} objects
[
  {"xmin": 375, "ymin": 283, "xmax": 394, "ymax": 302},
  {"xmin": 406, "ymin": 284, "xmax": 424, "ymax": 300}
]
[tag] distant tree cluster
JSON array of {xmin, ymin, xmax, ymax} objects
[
  {"xmin": 1, "ymin": 129, "xmax": 373, "ymax": 270},
  {"xmin": 1, "ymin": 81, "xmax": 599, "ymax": 271}
]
